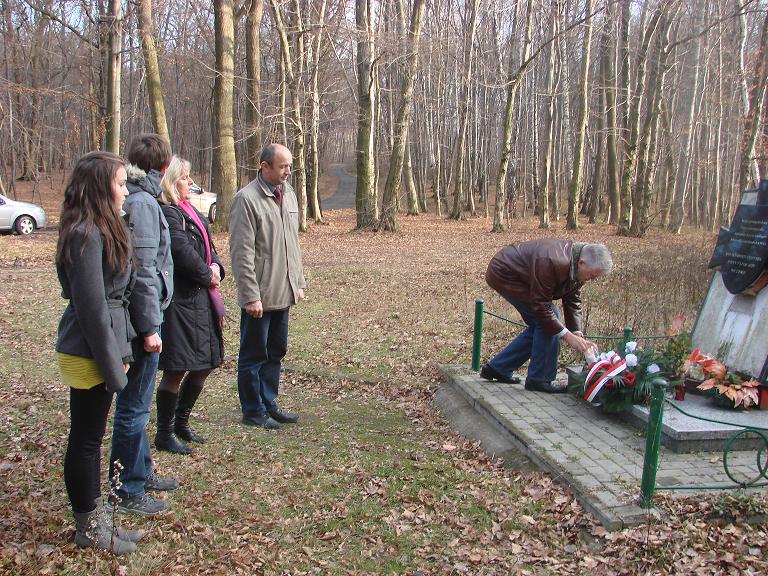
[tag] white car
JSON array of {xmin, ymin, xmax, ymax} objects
[
  {"xmin": 188, "ymin": 183, "xmax": 217, "ymax": 223},
  {"xmin": 0, "ymin": 193, "xmax": 48, "ymax": 235}
]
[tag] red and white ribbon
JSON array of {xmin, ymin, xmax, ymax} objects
[{"xmin": 583, "ymin": 352, "xmax": 627, "ymax": 403}]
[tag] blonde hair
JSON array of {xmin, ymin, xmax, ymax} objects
[{"xmin": 159, "ymin": 155, "xmax": 191, "ymax": 206}]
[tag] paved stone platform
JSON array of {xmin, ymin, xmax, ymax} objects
[{"xmin": 437, "ymin": 364, "xmax": 768, "ymax": 531}]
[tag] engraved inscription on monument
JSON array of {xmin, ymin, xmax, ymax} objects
[{"xmin": 708, "ymin": 180, "xmax": 768, "ymax": 295}]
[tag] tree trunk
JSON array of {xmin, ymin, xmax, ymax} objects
[
  {"xmin": 245, "ymin": 0, "xmax": 264, "ymax": 181},
  {"xmin": 617, "ymin": 5, "xmax": 662, "ymax": 236},
  {"xmin": 105, "ymin": 0, "xmax": 122, "ymax": 153},
  {"xmin": 380, "ymin": 0, "xmax": 426, "ymax": 232},
  {"xmin": 307, "ymin": 0, "xmax": 327, "ymax": 224},
  {"xmin": 493, "ymin": 0, "xmax": 533, "ymax": 232},
  {"xmin": 566, "ymin": 0, "xmax": 594, "ymax": 230},
  {"xmin": 355, "ymin": 0, "xmax": 377, "ymax": 228},
  {"xmin": 212, "ymin": 0, "xmax": 238, "ymax": 230},
  {"xmin": 448, "ymin": 0, "xmax": 480, "ymax": 221},
  {"xmin": 632, "ymin": 8, "xmax": 674, "ymax": 236},
  {"xmin": 738, "ymin": 9, "xmax": 768, "ymax": 194},
  {"xmin": 538, "ymin": 2, "xmax": 559, "ymax": 230},
  {"xmin": 669, "ymin": 37, "xmax": 701, "ymax": 233},
  {"xmin": 137, "ymin": 0, "xmax": 169, "ymax": 142},
  {"xmin": 270, "ymin": 0, "xmax": 308, "ymax": 232},
  {"xmin": 600, "ymin": 14, "xmax": 620, "ymax": 224}
]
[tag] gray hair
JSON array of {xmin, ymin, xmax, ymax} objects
[{"xmin": 580, "ymin": 243, "xmax": 613, "ymax": 274}]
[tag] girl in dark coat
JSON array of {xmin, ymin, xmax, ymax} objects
[
  {"xmin": 155, "ymin": 156, "xmax": 225, "ymax": 454},
  {"xmin": 56, "ymin": 151, "xmax": 144, "ymax": 553}
]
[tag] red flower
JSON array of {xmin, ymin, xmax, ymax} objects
[{"xmin": 622, "ymin": 372, "xmax": 636, "ymax": 387}]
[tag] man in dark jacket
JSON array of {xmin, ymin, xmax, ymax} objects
[
  {"xmin": 481, "ymin": 239, "xmax": 612, "ymax": 393},
  {"xmin": 109, "ymin": 134, "xmax": 176, "ymax": 516}
]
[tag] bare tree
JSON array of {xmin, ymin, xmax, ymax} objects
[
  {"xmin": 137, "ymin": 0, "xmax": 168, "ymax": 141},
  {"xmin": 105, "ymin": 0, "xmax": 122, "ymax": 153},
  {"xmin": 380, "ymin": 0, "xmax": 426, "ymax": 232},
  {"xmin": 212, "ymin": 0, "xmax": 238, "ymax": 229},
  {"xmin": 245, "ymin": 0, "xmax": 264, "ymax": 180},
  {"xmin": 566, "ymin": 0, "xmax": 595, "ymax": 230},
  {"xmin": 355, "ymin": 0, "xmax": 377, "ymax": 228}
]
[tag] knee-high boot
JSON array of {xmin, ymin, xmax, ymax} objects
[
  {"xmin": 175, "ymin": 380, "xmax": 206, "ymax": 444},
  {"xmin": 154, "ymin": 389, "xmax": 192, "ymax": 455}
]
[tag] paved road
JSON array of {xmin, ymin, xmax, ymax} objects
[{"xmin": 323, "ymin": 163, "xmax": 356, "ymax": 210}]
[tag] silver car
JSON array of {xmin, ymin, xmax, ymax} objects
[
  {"xmin": 0, "ymin": 193, "xmax": 48, "ymax": 235},
  {"xmin": 188, "ymin": 183, "xmax": 217, "ymax": 223}
]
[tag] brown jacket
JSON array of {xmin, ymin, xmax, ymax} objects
[
  {"xmin": 229, "ymin": 174, "xmax": 306, "ymax": 311},
  {"xmin": 485, "ymin": 239, "xmax": 583, "ymax": 336}
]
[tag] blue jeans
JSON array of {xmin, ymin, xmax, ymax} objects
[
  {"xmin": 110, "ymin": 338, "xmax": 157, "ymax": 498},
  {"xmin": 237, "ymin": 308, "xmax": 289, "ymax": 418},
  {"xmin": 487, "ymin": 298, "xmax": 561, "ymax": 383}
]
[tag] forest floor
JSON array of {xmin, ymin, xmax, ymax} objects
[{"xmin": 1, "ymin": 181, "xmax": 767, "ymax": 575}]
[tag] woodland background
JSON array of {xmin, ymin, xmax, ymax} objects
[{"xmin": 1, "ymin": 0, "xmax": 767, "ymax": 235}]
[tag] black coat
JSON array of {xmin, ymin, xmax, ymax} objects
[{"xmin": 159, "ymin": 205, "xmax": 225, "ymax": 371}]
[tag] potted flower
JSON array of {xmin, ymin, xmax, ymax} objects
[{"xmin": 683, "ymin": 348, "xmax": 761, "ymax": 409}]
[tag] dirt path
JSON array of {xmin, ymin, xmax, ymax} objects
[{"xmin": 322, "ymin": 163, "xmax": 355, "ymax": 210}]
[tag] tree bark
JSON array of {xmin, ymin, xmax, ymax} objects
[
  {"xmin": 212, "ymin": 0, "xmax": 238, "ymax": 230},
  {"xmin": 245, "ymin": 0, "xmax": 264, "ymax": 181},
  {"xmin": 307, "ymin": 0, "xmax": 327, "ymax": 224},
  {"xmin": 600, "ymin": 12, "xmax": 620, "ymax": 224},
  {"xmin": 355, "ymin": 0, "xmax": 377, "ymax": 228},
  {"xmin": 449, "ymin": 0, "xmax": 480, "ymax": 221},
  {"xmin": 137, "ymin": 0, "xmax": 169, "ymax": 142},
  {"xmin": 380, "ymin": 0, "xmax": 426, "ymax": 232},
  {"xmin": 493, "ymin": 0, "xmax": 533, "ymax": 232},
  {"xmin": 270, "ymin": 0, "xmax": 308, "ymax": 232},
  {"xmin": 617, "ymin": 4, "xmax": 662, "ymax": 236},
  {"xmin": 105, "ymin": 0, "xmax": 122, "ymax": 153},
  {"xmin": 738, "ymin": 9, "xmax": 768, "ymax": 194},
  {"xmin": 566, "ymin": 0, "xmax": 594, "ymax": 230}
]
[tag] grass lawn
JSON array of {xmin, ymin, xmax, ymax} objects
[{"xmin": 1, "ymin": 207, "xmax": 766, "ymax": 575}]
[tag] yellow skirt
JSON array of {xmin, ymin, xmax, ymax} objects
[{"xmin": 57, "ymin": 352, "xmax": 104, "ymax": 390}]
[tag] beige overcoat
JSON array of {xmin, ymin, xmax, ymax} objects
[{"xmin": 229, "ymin": 175, "xmax": 306, "ymax": 311}]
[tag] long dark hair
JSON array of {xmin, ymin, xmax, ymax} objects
[{"xmin": 56, "ymin": 151, "xmax": 130, "ymax": 271}]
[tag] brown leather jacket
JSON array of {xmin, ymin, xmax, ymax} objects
[{"xmin": 485, "ymin": 239, "xmax": 583, "ymax": 336}]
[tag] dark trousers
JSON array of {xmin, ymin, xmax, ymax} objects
[
  {"xmin": 237, "ymin": 308, "xmax": 289, "ymax": 418},
  {"xmin": 487, "ymin": 297, "xmax": 561, "ymax": 383},
  {"xmin": 64, "ymin": 383, "xmax": 113, "ymax": 513}
]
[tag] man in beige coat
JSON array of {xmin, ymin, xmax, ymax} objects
[{"xmin": 229, "ymin": 143, "xmax": 306, "ymax": 429}]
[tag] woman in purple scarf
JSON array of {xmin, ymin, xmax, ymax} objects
[{"xmin": 155, "ymin": 156, "xmax": 226, "ymax": 454}]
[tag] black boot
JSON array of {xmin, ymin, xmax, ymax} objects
[
  {"xmin": 175, "ymin": 381, "xmax": 206, "ymax": 444},
  {"xmin": 154, "ymin": 389, "xmax": 192, "ymax": 455}
]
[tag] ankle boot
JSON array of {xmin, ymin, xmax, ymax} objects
[
  {"xmin": 96, "ymin": 497, "xmax": 146, "ymax": 543},
  {"xmin": 154, "ymin": 389, "xmax": 192, "ymax": 455},
  {"xmin": 175, "ymin": 381, "xmax": 205, "ymax": 444},
  {"xmin": 74, "ymin": 502, "xmax": 137, "ymax": 555}
]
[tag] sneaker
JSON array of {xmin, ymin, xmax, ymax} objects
[
  {"xmin": 117, "ymin": 493, "xmax": 171, "ymax": 516},
  {"xmin": 145, "ymin": 471, "xmax": 179, "ymax": 492}
]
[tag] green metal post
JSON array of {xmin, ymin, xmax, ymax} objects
[
  {"xmin": 472, "ymin": 299, "xmax": 484, "ymax": 371},
  {"xmin": 622, "ymin": 326, "xmax": 633, "ymax": 348},
  {"xmin": 639, "ymin": 380, "xmax": 666, "ymax": 508}
]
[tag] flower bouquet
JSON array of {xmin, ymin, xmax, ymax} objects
[
  {"xmin": 683, "ymin": 348, "xmax": 761, "ymax": 409},
  {"xmin": 571, "ymin": 341, "xmax": 664, "ymax": 413}
]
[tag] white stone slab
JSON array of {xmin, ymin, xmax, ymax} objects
[{"xmin": 692, "ymin": 271, "xmax": 768, "ymax": 379}]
